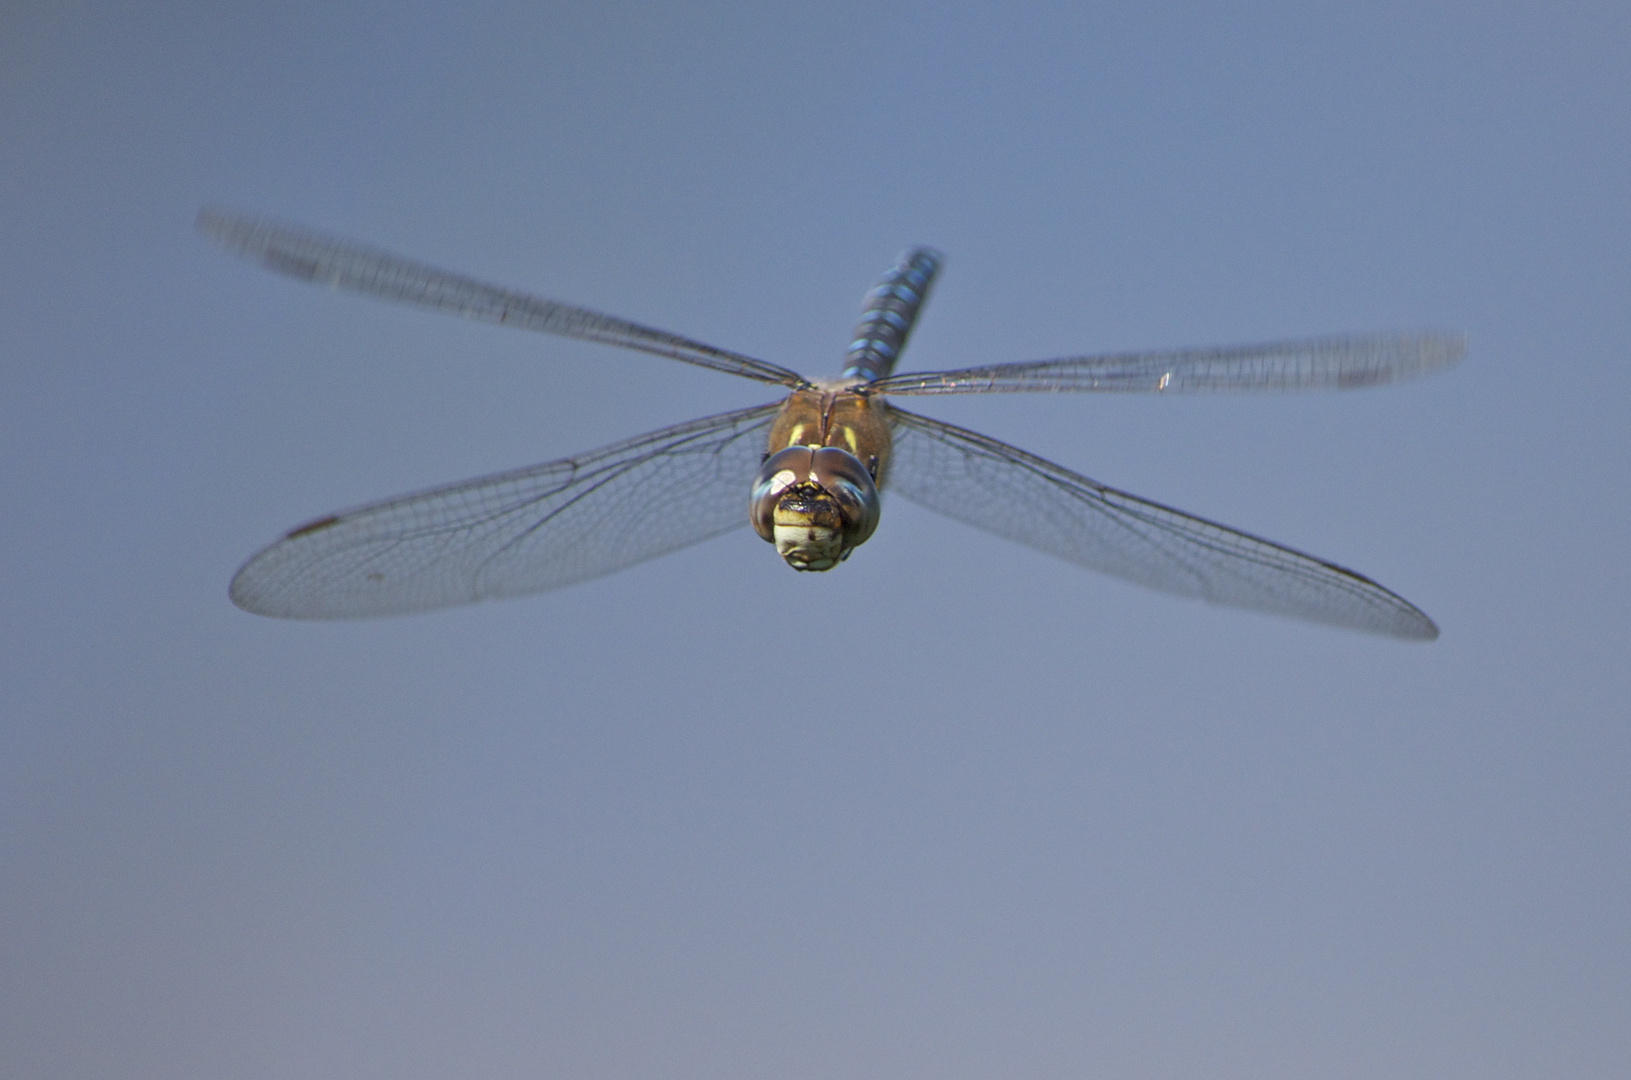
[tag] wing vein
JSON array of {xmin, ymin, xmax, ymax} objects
[
  {"xmin": 231, "ymin": 403, "xmax": 783, "ymax": 618},
  {"xmin": 885, "ymin": 405, "xmax": 1437, "ymax": 639},
  {"xmin": 869, "ymin": 332, "xmax": 1464, "ymax": 396},
  {"xmin": 199, "ymin": 208, "xmax": 811, "ymax": 388}
]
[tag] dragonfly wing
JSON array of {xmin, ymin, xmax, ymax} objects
[
  {"xmin": 885, "ymin": 406, "xmax": 1438, "ymax": 639},
  {"xmin": 198, "ymin": 209, "xmax": 810, "ymax": 388},
  {"xmin": 869, "ymin": 332, "xmax": 1464, "ymax": 395},
  {"xmin": 231, "ymin": 403, "xmax": 783, "ymax": 619}
]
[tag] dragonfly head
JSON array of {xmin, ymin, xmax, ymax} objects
[{"xmin": 750, "ymin": 446, "xmax": 880, "ymax": 571}]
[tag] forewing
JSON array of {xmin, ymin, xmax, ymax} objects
[
  {"xmin": 885, "ymin": 406, "xmax": 1438, "ymax": 639},
  {"xmin": 198, "ymin": 209, "xmax": 809, "ymax": 388},
  {"xmin": 869, "ymin": 332, "xmax": 1464, "ymax": 396},
  {"xmin": 231, "ymin": 403, "xmax": 782, "ymax": 619}
]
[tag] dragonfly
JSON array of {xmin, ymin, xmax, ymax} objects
[{"xmin": 200, "ymin": 209, "xmax": 1462, "ymax": 639}]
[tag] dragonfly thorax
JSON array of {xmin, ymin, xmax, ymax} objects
[{"xmin": 750, "ymin": 445, "xmax": 880, "ymax": 571}]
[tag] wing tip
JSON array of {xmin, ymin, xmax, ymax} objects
[
  {"xmin": 227, "ymin": 563, "xmax": 283, "ymax": 619},
  {"xmin": 1328, "ymin": 329, "xmax": 1465, "ymax": 389},
  {"xmin": 1396, "ymin": 611, "xmax": 1441, "ymax": 642},
  {"xmin": 1386, "ymin": 329, "xmax": 1468, "ymax": 382},
  {"xmin": 195, "ymin": 204, "xmax": 254, "ymax": 246},
  {"xmin": 228, "ymin": 543, "xmax": 343, "ymax": 620},
  {"xmin": 197, "ymin": 206, "xmax": 330, "ymax": 281},
  {"xmin": 1413, "ymin": 329, "xmax": 1468, "ymax": 374}
]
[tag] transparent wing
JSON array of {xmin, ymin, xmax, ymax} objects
[
  {"xmin": 868, "ymin": 332, "xmax": 1464, "ymax": 396},
  {"xmin": 231, "ymin": 403, "xmax": 782, "ymax": 619},
  {"xmin": 885, "ymin": 406, "xmax": 1438, "ymax": 639},
  {"xmin": 198, "ymin": 208, "xmax": 810, "ymax": 389}
]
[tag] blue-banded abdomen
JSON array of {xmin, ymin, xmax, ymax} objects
[{"xmin": 841, "ymin": 247, "xmax": 942, "ymax": 383}]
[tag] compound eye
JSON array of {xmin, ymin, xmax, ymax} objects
[
  {"xmin": 750, "ymin": 447, "xmax": 817, "ymax": 542},
  {"xmin": 749, "ymin": 445, "xmax": 882, "ymax": 563},
  {"xmin": 809, "ymin": 447, "xmax": 882, "ymax": 547}
]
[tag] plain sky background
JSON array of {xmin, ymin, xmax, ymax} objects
[{"xmin": 2, "ymin": 2, "xmax": 1627, "ymax": 1078}]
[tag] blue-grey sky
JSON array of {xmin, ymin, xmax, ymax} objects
[{"xmin": 3, "ymin": 2, "xmax": 1627, "ymax": 1078}]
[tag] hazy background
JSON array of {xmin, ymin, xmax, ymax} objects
[{"xmin": 3, "ymin": 2, "xmax": 1627, "ymax": 1078}]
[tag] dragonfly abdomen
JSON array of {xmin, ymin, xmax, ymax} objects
[{"xmin": 841, "ymin": 247, "xmax": 942, "ymax": 383}]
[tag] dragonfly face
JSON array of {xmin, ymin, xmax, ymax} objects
[
  {"xmin": 750, "ymin": 444, "xmax": 880, "ymax": 570},
  {"xmin": 752, "ymin": 388, "xmax": 891, "ymax": 570},
  {"xmin": 201, "ymin": 208, "xmax": 1461, "ymax": 638}
]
